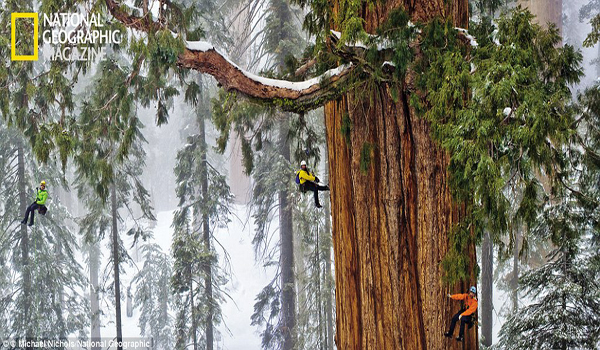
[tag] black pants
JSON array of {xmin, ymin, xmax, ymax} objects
[
  {"xmin": 22, "ymin": 202, "xmax": 41, "ymax": 225},
  {"xmin": 302, "ymin": 182, "xmax": 329, "ymax": 206},
  {"xmin": 448, "ymin": 310, "xmax": 472, "ymax": 338}
]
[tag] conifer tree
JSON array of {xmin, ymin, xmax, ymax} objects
[
  {"xmin": 497, "ymin": 192, "xmax": 600, "ymax": 349},
  {"xmin": 76, "ymin": 58, "xmax": 156, "ymax": 349},
  {"xmin": 0, "ymin": 122, "xmax": 88, "ymax": 343},
  {"xmin": 171, "ymin": 75, "xmax": 232, "ymax": 350},
  {"xmin": 131, "ymin": 243, "xmax": 174, "ymax": 349},
  {"xmin": 289, "ymin": 110, "xmax": 335, "ymax": 350},
  {"xmin": 497, "ymin": 35, "xmax": 600, "ymax": 345},
  {"xmin": 218, "ymin": 0, "xmax": 310, "ymax": 348}
]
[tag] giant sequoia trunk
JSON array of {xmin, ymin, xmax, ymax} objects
[
  {"xmin": 324, "ymin": 1, "xmax": 477, "ymax": 349},
  {"xmin": 324, "ymin": 195, "xmax": 335, "ymax": 350}
]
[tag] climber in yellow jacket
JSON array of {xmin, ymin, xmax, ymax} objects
[
  {"xmin": 444, "ymin": 286, "xmax": 478, "ymax": 342},
  {"xmin": 295, "ymin": 161, "xmax": 329, "ymax": 208}
]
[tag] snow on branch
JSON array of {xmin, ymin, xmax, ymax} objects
[
  {"xmin": 331, "ymin": 26, "xmax": 478, "ymax": 49},
  {"xmin": 104, "ymin": 0, "xmax": 357, "ymax": 112},
  {"xmin": 455, "ymin": 28, "xmax": 478, "ymax": 47},
  {"xmin": 180, "ymin": 41, "xmax": 354, "ymax": 111},
  {"xmin": 186, "ymin": 41, "xmax": 352, "ymax": 92}
]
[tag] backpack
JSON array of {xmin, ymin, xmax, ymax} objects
[
  {"xmin": 295, "ymin": 172, "xmax": 301, "ymax": 185},
  {"xmin": 38, "ymin": 205, "xmax": 48, "ymax": 215}
]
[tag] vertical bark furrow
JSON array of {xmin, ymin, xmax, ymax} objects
[
  {"xmin": 325, "ymin": 97, "xmax": 361, "ymax": 349},
  {"xmin": 401, "ymin": 93, "xmax": 427, "ymax": 350},
  {"xmin": 326, "ymin": 2, "xmax": 475, "ymax": 349},
  {"xmin": 370, "ymin": 88, "xmax": 388, "ymax": 350},
  {"xmin": 375, "ymin": 86, "xmax": 398, "ymax": 350},
  {"xmin": 348, "ymin": 90, "xmax": 377, "ymax": 350}
]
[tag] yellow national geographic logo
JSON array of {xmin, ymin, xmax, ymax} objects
[{"xmin": 11, "ymin": 13, "xmax": 39, "ymax": 61}]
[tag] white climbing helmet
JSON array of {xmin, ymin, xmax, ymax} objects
[{"xmin": 300, "ymin": 160, "xmax": 307, "ymax": 167}]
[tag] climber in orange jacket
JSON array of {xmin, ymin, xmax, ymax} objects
[{"xmin": 444, "ymin": 286, "xmax": 478, "ymax": 342}]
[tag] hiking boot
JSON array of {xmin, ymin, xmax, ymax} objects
[
  {"xmin": 443, "ymin": 332, "xmax": 452, "ymax": 338},
  {"xmin": 456, "ymin": 336, "xmax": 463, "ymax": 342}
]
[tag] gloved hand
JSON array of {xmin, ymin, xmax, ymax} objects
[
  {"xmin": 448, "ymin": 294, "xmax": 452, "ymax": 298},
  {"xmin": 459, "ymin": 315, "xmax": 462, "ymax": 320}
]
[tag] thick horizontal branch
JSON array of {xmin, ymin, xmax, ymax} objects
[
  {"xmin": 179, "ymin": 43, "xmax": 355, "ymax": 112},
  {"xmin": 104, "ymin": 0, "xmax": 356, "ymax": 112}
]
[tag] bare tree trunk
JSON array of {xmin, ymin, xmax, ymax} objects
[
  {"xmin": 126, "ymin": 286, "xmax": 133, "ymax": 317},
  {"xmin": 198, "ymin": 80, "xmax": 214, "ymax": 350},
  {"xmin": 53, "ymin": 242, "xmax": 67, "ymax": 339},
  {"xmin": 511, "ymin": 228, "xmax": 520, "ymax": 312},
  {"xmin": 481, "ymin": 231, "xmax": 493, "ymax": 346},
  {"xmin": 519, "ymin": 0, "xmax": 562, "ymax": 33},
  {"xmin": 17, "ymin": 143, "xmax": 33, "ymax": 350},
  {"xmin": 279, "ymin": 117, "xmax": 296, "ymax": 350},
  {"xmin": 90, "ymin": 241, "xmax": 102, "ymax": 350},
  {"xmin": 293, "ymin": 207, "xmax": 307, "ymax": 348},
  {"xmin": 111, "ymin": 183, "xmax": 123, "ymax": 350},
  {"xmin": 190, "ymin": 285, "xmax": 198, "ymax": 350},
  {"xmin": 325, "ymin": 2, "xmax": 476, "ymax": 349}
]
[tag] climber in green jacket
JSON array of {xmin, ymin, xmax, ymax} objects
[{"xmin": 21, "ymin": 180, "xmax": 48, "ymax": 227}]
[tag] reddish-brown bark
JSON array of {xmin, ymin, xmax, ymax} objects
[{"xmin": 324, "ymin": 1, "xmax": 478, "ymax": 349}]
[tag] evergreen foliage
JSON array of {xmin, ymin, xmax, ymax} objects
[
  {"xmin": 580, "ymin": 0, "xmax": 600, "ymax": 47},
  {"xmin": 132, "ymin": 243, "xmax": 174, "ymax": 349},
  {"xmin": 171, "ymin": 77, "xmax": 232, "ymax": 349},
  {"xmin": 0, "ymin": 122, "xmax": 88, "ymax": 341},
  {"xmin": 75, "ymin": 52, "xmax": 156, "ymax": 346},
  {"xmin": 0, "ymin": 0, "xmax": 231, "ymax": 200},
  {"xmin": 498, "ymin": 194, "xmax": 600, "ymax": 349},
  {"xmin": 246, "ymin": 117, "xmax": 294, "ymax": 350},
  {"xmin": 584, "ymin": 14, "xmax": 600, "ymax": 47},
  {"xmin": 412, "ymin": 8, "xmax": 583, "ymax": 282},
  {"xmin": 498, "ymin": 66, "xmax": 600, "ymax": 349}
]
